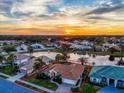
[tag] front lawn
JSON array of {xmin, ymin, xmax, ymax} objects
[
  {"xmin": 0, "ymin": 75, "xmax": 8, "ymax": 79},
  {"xmin": 26, "ymin": 76, "xmax": 58, "ymax": 90},
  {"xmin": 0, "ymin": 66, "xmax": 17, "ymax": 76},
  {"xmin": 82, "ymin": 83, "xmax": 101, "ymax": 93},
  {"xmin": 16, "ymin": 81, "xmax": 48, "ymax": 93}
]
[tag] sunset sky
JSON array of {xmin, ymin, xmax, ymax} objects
[{"xmin": 0, "ymin": 0, "xmax": 124, "ymax": 35}]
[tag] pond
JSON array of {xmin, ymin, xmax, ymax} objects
[
  {"xmin": 25, "ymin": 51, "xmax": 86, "ymax": 60},
  {"xmin": 25, "ymin": 51, "xmax": 120, "ymax": 66}
]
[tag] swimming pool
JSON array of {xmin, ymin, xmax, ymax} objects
[{"xmin": 0, "ymin": 78, "xmax": 37, "ymax": 93}]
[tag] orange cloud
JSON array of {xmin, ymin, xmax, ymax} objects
[{"xmin": 0, "ymin": 24, "xmax": 124, "ymax": 35}]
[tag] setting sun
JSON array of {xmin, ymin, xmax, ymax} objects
[{"xmin": 65, "ymin": 30, "xmax": 74, "ymax": 35}]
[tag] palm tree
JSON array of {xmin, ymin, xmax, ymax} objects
[
  {"xmin": 117, "ymin": 58, "xmax": 124, "ymax": 65},
  {"xmin": 92, "ymin": 62, "xmax": 95, "ymax": 66},
  {"xmin": 61, "ymin": 53, "xmax": 70, "ymax": 62},
  {"xmin": 6, "ymin": 53, "xmax": 15, "ymax": 67},
  {"xmin": 0, "ymin": 54, "xmax": 4, "ymax": 64},
  {"xmin": 33, "ymin": 62, "xmax": 41, "ymax": 71},
  {"xmin": 28, "ymin": 46, "xmax": 34, "ymax": 57},
  {"xmin": 33, "ymin": 57, "xmax": 46, "ymax": 72},
  {"xmin": 109, "ymin": 55, "xmax": 115, "ymax": 61},
  {"xmin": 79, "ymin": 57, "xmax": 85, "ymax": 65},
  {"xmin": 35, "ymin": 58, "xmax": 45, "ymax": 66},
  {"xmin": 55, "ymin": 54, "xmax": 62, "ymax": 62},
  {"xmin": 120, "ymin": 44, "xmax": 124, "ymax": 60}
]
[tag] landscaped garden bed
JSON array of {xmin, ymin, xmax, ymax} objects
[
  {"xmin": 16, "ymin": 81, "xmax": 48, "ymax": 93},
  {"xmin": 26, "ymin": 75, "xmax": 58, "ymax": 91},
  {"xmin": 0, "ymin": 66, "xmax": 18, "ymax": 76},
  {"xmin": 0, "ymin": 75, "xmax": 8, "ymax": 79}
]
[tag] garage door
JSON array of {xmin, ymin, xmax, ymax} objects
[{"xmin": 63, "ymin": 79, "xmax": 76, "ymax": 85}]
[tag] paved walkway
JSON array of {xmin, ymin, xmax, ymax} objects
[
  {"xmin": 0, "ymin": 72, "xmax": 55, "ymax": 93},
  {"xmin": 0, "ymin": 72, "xmax": 10, "ymax": 78},
  {"xmin": 56, "ymin": 83, "xmax": 73, "ymax": 92},
  {"xmin": 18, "ymin": 79, "xmax": 54, "ymax": 93},
  {"xmin": 7, "ymin": 73, "xmax": 25, "ymax": 82}
]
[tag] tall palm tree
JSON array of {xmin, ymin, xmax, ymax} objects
[
  {"xmin": 28, "ymin": 46, "xmax": 34, "ymax": 57},
  {"xmin": 62, "ymin": 53, "xmax": 70, "ymax": 62},
  {"xmin": 33, "ymin": 62, "xmax": 41, "ymax": 72},
  {"xmin": 120, "ymin": 44, "xmax": 124, "ymax": 59},
  {"xmin": 118, "ymin": 58, "xmax": 124, "ymax": 65},
  {"xmin": 0, "ymin": 54, "xmax": 4, "ymax": 64},
  {"xmin": 55, "ymin": 54, "xmax": 62, "ymax": 62},
  {"xmin": 79, "ymin": 57, "xmax": 85, "ymax": 65},
  {"xmin": 36, "ymin": 58, "xmax": 45, "ymax": 66},
  {"xmin": 7, "ymin": 53, "xmax": 15, "ymax": 67}
]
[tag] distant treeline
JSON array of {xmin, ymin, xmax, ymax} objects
[
  {"xmin": 0, "ymin": 35, "xmax": 57, "ymax": 41},
  {"xmin": 0, "ymin": 35, "xmax": 123, "ymax": 41}
]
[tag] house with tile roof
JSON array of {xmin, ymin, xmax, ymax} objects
[
  {"xmin": 44, "ymin": 64, "xmax": 83, "ymax": 85},
  {"xmin": 36, "ymin": 56, "xmax": 53, "ymax": 65},
  {"xmin": 89, "ymin": 66, "xmax": 124, "ymax": 88},
  {"xmin": 14, "ymin": 54, "xmax": 30, "ymax": 66},
  {"xmin": 20, "ymin": 58, "xmax": 36, "ymax": 75}
]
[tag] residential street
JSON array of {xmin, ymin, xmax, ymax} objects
[{"xmin": 0, "ymin": 72, "xmax": 55, "ymax": 93}]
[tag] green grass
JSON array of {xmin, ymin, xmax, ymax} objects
[
  {"xmin": 88, "ymin": 51, "xmax": 124, "ymax": 56},
  {"xmin": 26, "ymin": 76, "xmax": 58, "ymax": 90},
  {"xmin": 82, "ymin": 83, "xmax": 101, "ymax": 93},
  {"xmin": 60, "ymin": 62, "xmax": 71, "ymax": 65},
  {"xmin": 112, "ymin": 52, "xmax": 124, "ymax": 57},
  {"xmin": 16, "ymin": 81, "xmax": 48, "ymax": 93},
  {"xmin": 53, "ymin": 48, "xmax": 77, "ymax": 53},
  {"xmin": 0, "ymin": 66, "xmax": 16, "ymax": 76},
  {"xmin": 0, "ymin": 75, "xmax": 8, "ymax": 79}
]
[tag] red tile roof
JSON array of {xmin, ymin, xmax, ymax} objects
[{"xmin": 46, "ymin": 64, "xmax": 83, "ymax": 80}]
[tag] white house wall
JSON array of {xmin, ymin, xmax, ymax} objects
[
  {"xmin": 90, "ymin": 77, "xmax": 101, "ymax": 84},
  {"xmin": 14, "ymin": 58, "xmax": 29, "ymax": 65},
  {"xmin": 62, "ymin": 78, "xmax": 76, "ymax": 85}
]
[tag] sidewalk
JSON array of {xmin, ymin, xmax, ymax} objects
[
  {"xmin": 7, "ymin": 73, "xmax": 25, "ymax": 82},
  {"xmin": 0, "ymin": 72, "xmax": 10, "ymax": 78},
  {"xmin": 18, "ymin": 79, "xmax": 54, "ymax": 93},
  {"xmin": 0, "ymin": 72, "xmax": 55, "ymax": 93}
]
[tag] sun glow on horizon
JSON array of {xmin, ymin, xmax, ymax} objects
[
  {"xmin": 65, "ymin": 29, "xmax": 74, "ymax": 35},
  {"xmin": 0, "ymin": 0, "xmax": 124, "ymax": 35}
]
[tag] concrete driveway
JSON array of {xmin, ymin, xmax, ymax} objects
[{"xmin": 55, "ymin": 83, "xmax": 73, "ymax": 92}]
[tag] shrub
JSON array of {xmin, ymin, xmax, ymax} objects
[
  {"xmin": 36, "ymin": 73, "xmax": 50, "ymax": 79},
  {"xmin": 71, "ymin": 87, "xmax": 80, "ymax": 92},
  {"xmin": 117, "ymin": 58, "xmax": 124, "ymax": 65},
  {"xmin": 53, "ymin": 75, "xmax": 62, "ymax": 84},
  {"xmin": 109, "ymin": 55, "xmax": 115, "ymax": 61},
  {"xmin": 75, "ymin": 79, "xmax": 80, "ymax": 86}
]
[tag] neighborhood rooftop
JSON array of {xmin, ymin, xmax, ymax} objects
[
  {"xmin": 15, "ymin": 54, "xmax": 29, "ymax": 60},
  {"xmin": 89, "ymin": 66, "xmax": 124, "ymax": 80},
  {"xmin": 45, "ymin": 64, "xmax": 83, "ymax": 80}
]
